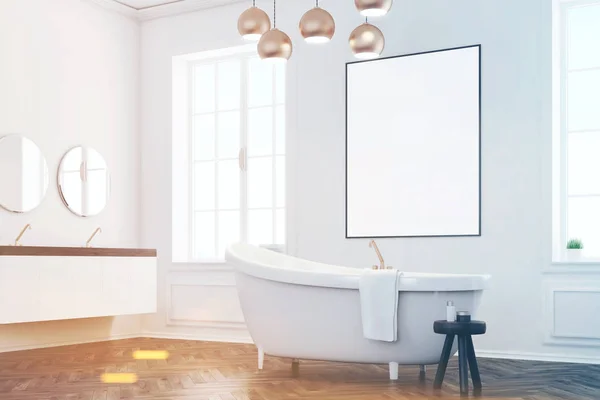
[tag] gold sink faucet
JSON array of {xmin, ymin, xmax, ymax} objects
[
  {"xmin": 86, "ymin": 227, "xmax": 102, "ymax": 248},
  {"xmin": 369, "ymin": 240, "xmax": 392, "ymax": 270},
  {"xmin": 13, "ymin": 224, "xmax": 32, "ymax": 246}
]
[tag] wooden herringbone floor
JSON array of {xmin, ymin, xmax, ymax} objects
[{"xmin": 0, "ymin": 338, "xmax": 598, "ymax": 399}]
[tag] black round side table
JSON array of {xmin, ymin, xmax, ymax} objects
[{"xmin": 433, "ymin": 313, "xmax": 486, "ymax": 397}]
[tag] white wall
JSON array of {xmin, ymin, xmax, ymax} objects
[
  {"xmin": 140, "ymin": 0, "xmax": 600, "ymax": 362},
  {"xmin": 0, "ymin": 0, "xmax": 142, "ymax": 351}
]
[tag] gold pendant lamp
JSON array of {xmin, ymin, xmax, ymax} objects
[
  {"xmin": 349, "ymin": 18, "xmax": 385, "ymax": 59},
  {"xmin": 299, "ymin": 0, "xmax": 335, "ymax": 44},
  {"xmin": 354, "ymin": 0, "xmax": 393, "ymax": 17},
  {"xmin": 237, "ymin": 0, "xmax": 271, "ymax": 41},
  {"xmin": 257, "ymin": 0, "xmax": 292, "ymax": 62}
]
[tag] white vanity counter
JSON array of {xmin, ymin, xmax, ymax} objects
[{"xmin": 0, "ymin": 246, "xmax": 157, "ymax": 324}]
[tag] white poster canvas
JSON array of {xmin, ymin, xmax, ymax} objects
[{"xmin": 346, "ymin": 46, "xmax": 481, "ymax": 238}]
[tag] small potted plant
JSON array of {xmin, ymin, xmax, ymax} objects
[{"xmin": 566, "ymin": 238, "xmax": 584, "ymax": 261}]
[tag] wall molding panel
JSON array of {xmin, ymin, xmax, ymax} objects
[
  {"xmin": 543, "ymin": 280, "xmax": 600, "ymax": 346},
  {"xmin": 166, "ymin": 270, "xmax": 246, "ymax": 330}
]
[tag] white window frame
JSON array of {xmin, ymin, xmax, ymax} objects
[
  {"xmin": 172, "ymin": 45, "xmax": 286, "ymax": 265},
  {"xmin": 553, "ymin": 0, "xmax": 600, "ymax": 262}
]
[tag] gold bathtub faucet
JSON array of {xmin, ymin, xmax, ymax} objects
[
  {"xmin": 13, "ymin": 224, "xmax": 32, "ymax": 246},
  {"xmin": 369, "ymin": 240, "xmax": 393, "ymax": 270},
  {"xmin": 86, "ymin": 227, "xmax": 102, "ymax": 248}
]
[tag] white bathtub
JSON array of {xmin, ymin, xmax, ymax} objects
[{"xmin": 226, "ymin": 243, "xmax": 490, "ymax": 379}]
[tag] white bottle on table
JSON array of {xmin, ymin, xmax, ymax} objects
[{"xmin": 446, "ymin": 301, "xmax": 456, "ymax": 322}]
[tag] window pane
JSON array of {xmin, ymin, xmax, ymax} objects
[
  {"xmin": 194, "ymin": 162, "xmax": 215, "ymax": 210},
  {"xmin": 217, "ymin": 60, "xmax": 241, "ymax": 110},
  {"xmin": 248, "ymin": 209, "xmax": 273, "ymax": 246},
  {"xmin": 568, "ymin": 70, "xmax": 600, "ymax": 131},
  {"xmin": 194, "ymin": 114, "xmax": 215, "ymax": 161},
  {"xmin": 218, "ymin": 160, "xmax": 240, "ymax": 210},
  {"xmin": 276, "ymin": 105, "xmax": 285, "ymax": 155},
  {"xmin": 194, "ymin": 64, "xmax": 215, "ymax": 113},
  {"xmin": 248, "ymin": 107, "xmax": 273, "ymax": 157},
  {"xmin": 218, "ymin": 210, "xmax": 240, "ymax": 258},
  {"xmin": 217, "ymin": 111, "xmax": 240, "ymax": 159},
  {"xmin": 276, "ymin": 156, "xmax": 285, "ymax": 208},
  {"xmin": 568, "ymin": 132, "xmax": 600, "ymax": 196},
  {"xmin": 194, "ymin": 211, "xmax": 216, "ymax": 259},
  {"xmin": 568, "ymin": 5, "xmax": 600, "ymax": 70},
  {"xmin": 248, "ymin": 57, "xmax": 273, "ymax": 107},
  {"xmin": 247, "ymin": 157, "xmax": 273, "ymax": 208},
  {"xmin": 568, "ymin": 197, "xmax": 600, "ymax": 257},
  {"xmin": 275, "ymin": 209, "xmax": 285, "ymax": 245},
  {"xmin": 275, "ymin": 63, "xmax": 286, "ymax": 104}
]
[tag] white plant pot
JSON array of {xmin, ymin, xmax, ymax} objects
[{"xmin": 566, "ymin": 249, "xmax": 583, "ymax": 261}]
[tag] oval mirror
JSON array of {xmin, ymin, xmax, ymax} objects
[
  {"xmin": 0, "ymin": 135, "xmax": 49, "ymax": 213},
  {"xmin": 58, "ymin": 146, "xmax": 110, "ymax": 217}
]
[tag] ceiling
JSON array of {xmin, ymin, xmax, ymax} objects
[
  {"xmin": 93, "ymin": 0, "xmax": 244, "ymax": 19},
  {"xmin": 112, "ymin": 0, "xmax": 186, "ymax": 10}
]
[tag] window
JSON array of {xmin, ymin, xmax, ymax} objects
[
  {"xmin": 172, "ymin": 46, "xmax": 286, "ymax": 263},
  {"xmin": 555, "ymin": 1, "xmax": 600, "ymax": 259}
]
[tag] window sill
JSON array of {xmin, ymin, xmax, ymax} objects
[
  {"xmin": 551, "ymin": 260, "xmax": 600, "ymax": 265},
  {"xmin": 544, "ymin": 259, "xmax": 600, "ymax": 275}
]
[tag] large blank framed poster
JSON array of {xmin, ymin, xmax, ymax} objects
[{"xmin": 346, "ymin": 45, "xmax": 481, "ymax": 238}]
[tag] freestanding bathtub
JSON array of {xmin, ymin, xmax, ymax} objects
[{"xmin": 225, "ymin": 243, "xmax": 490, "ymax": 380}]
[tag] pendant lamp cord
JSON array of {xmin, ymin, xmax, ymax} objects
[
  {"xmin": 273, "ymin": 0, "xmax": 276, "ymax": 28},
  {"xmin": 365, "ymin": 16, "xmax": 368, "ymax": 23},
  {"xmin": 252, "ymin": 0, "xmax": 255, "ymax": 6},
  {"xmin": 316, "ymin": 0, "xmax": 319, "ymax": 6}
]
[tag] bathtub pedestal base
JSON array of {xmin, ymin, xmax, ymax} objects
[
  {"xmin": 257, "ymin": 347, "xmax": 264, "ymax": 370},
  {"xmin": 419, "ymin": 365, "xmax": 427, "ymax": 381},
  {"xmin": 389, "ymin": 362, "xmax": 399, "ymax": 380},
  {"xmin": 291, "ymin": 359, "xmax": 300, "ymax": 377}
]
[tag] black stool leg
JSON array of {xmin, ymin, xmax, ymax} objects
[
  {"xmin": 458, "ymin": 335, "xmax": 469, "ymax": 396},
  {"xmin": 466, "ymin": 336, "xmax": 482, "ymax": 389},
  {"xmin": 433, "ymin": 334, "xmax": 454, "ymax": 389}
]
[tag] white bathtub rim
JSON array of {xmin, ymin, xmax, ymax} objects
[{"xmin": 226, "ymin": 243, "xmax": 490, "ymax": 292}]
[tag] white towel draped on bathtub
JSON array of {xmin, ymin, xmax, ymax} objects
[{"xmin": 359, "ymin": 268, "xmax": 402, "ymax": 342}]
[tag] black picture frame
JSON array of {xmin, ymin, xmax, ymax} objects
[{"xmin": 345, "ymin": 44, "xmax": 482, "ymax": 239}]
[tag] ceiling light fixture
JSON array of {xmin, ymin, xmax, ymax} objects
[
  {"xmin": 257, "ymin": 0, "xmax": 292, "ymax": 62},
  {"xmin": 354, "ymin": 0, "xmax": 393, "ymax": 17},
  {"xmin": 299, "ymin": 0, "xmax": 335, "ymax": 44},
  {"xmin": 349, "ymin": 18, "xmax": 385, "ymax": 59},
  {"xmin": 237, "ymin": 0, "xmax": 271, "ymax": 41}
]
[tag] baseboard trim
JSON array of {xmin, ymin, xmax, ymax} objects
[
  {"xmin": 0, "ymin": 332, "xmax": 140, "ymax": 354},
  {"xmin": 0, "ymin": 329, "xmax": 253, "ymax": 354},
  {"xmin": 143, "ymin": 330, "xmax": 253, "ymax": 344},
  {"xmin": 477, "ymin": 350, "xmax": 600, "ymax": 365},
  {"xmin": 2, "ymin": 333, "xmax": 599, "ymax": 365}
]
